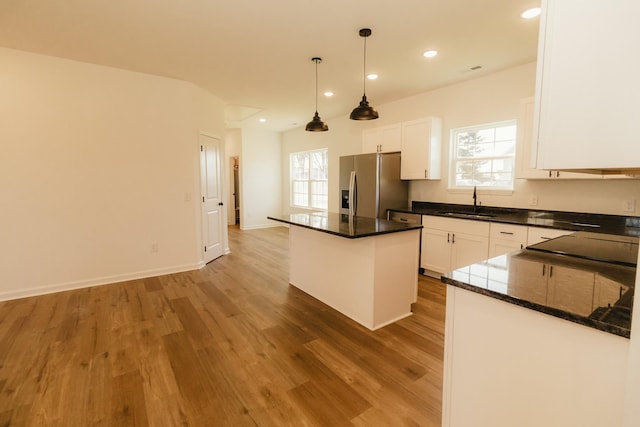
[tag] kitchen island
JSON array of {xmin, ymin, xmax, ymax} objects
[
  {"xmin": 440, "ymin": 233, "xmax": 637, "ymax": 427},
  {"xmin": 268, "ymin": 212, "xmax": 422, "ymax": 330}
]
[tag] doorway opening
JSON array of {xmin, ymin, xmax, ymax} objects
[{"xmin": 232, "ymin": 156, "xmax": 240, "ymax": 225}]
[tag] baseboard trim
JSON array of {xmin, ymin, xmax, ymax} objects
[
  {"xmin": 0, "ymin": 263, "xmax": 201, "ymax": 302},
  {"xmin": 240, "ymin": 223, "xmax": 283, "ymax": 231}
]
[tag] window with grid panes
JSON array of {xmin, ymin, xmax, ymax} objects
[
  {"xmin": 290, "ymin": 149, "xmax": 328, "ymax": 210},
  {"xmin": 450, "ymin": 121, "xmax": 517, "ymax": 190}
]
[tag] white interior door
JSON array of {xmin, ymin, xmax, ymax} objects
[{"xmin": 200, "ymin": 134, "xmax": 224, "ymax": 263}]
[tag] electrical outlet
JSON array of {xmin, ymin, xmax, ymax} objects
[
  {"xmin": 529, "ymin": 195, "xmax": 538, "ymax": 206},
  {"xmin": 151, "ymin": 242, "xmax": 159, "ymax": 253},
  {"xmin": 623, "ymin": 199, "xmax": 636, "ymax": 213}
]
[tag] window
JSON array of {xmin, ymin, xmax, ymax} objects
[
  {"xmin": 290, "ymin": 148, "xmax": 328, "ymax": 210},
  {"xmin": 450, "ymin": 120, "xmax": 517, "ymax": 190}
]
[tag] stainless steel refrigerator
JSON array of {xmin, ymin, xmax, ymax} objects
[{"xmin": 339, "ymin": 152, "xmax": 409, "ymax": 219}]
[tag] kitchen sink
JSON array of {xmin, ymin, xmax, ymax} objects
[{"xmin": 437, "ymin": 211, "xmax": 495, "ymax": 219}]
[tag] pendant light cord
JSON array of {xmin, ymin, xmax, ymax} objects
[
  {"xmin": 315, "ymin": 59, "xmax": 319, "ymax": 114},
  {"xmin": 362, "ymin": 36, "xmax": 367, "ymax": 95}
]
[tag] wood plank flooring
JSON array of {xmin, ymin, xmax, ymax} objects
[{"xmin": 0, "ymin": 226, "xmax": 446, "ymax": 426}]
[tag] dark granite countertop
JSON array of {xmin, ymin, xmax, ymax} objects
[
  {"xmin": 441, "ymin": 239, "xmax": 637, "ymax": 338},
  {"xmin": 390, "ymin": 202, "xmax": 640, "ymax": 237},
  {"xmin": 267, "ymin": 212, "xmax": 422, "ymax": 239}
]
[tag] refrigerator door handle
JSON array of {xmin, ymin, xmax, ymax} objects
[{"xmin": 349, "ymin": 171, "xmax": 357, "ymax": 216}]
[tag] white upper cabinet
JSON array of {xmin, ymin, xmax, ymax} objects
[
  {"xmin": 362, "ymin": 124, "xmax": 402, "ymax": 154},
  {"xmin": 533, "ymin": 0, "xmax": 640, "ymax": 171},
  {"xmin": 517, "ymin": 97, "xmax": 601, "ymax": 180},
  {"xmin": 400, "ymin": 117, "xmax": 442, "ymax": 180}
]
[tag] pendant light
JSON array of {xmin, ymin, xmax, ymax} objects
[
  {"xmin": 305, "ymin": 57, "xmax": 328, "ymax": 132},
  {"xmin": 350, "ymin": 28, "xmax": 379, "ymax": 120}
]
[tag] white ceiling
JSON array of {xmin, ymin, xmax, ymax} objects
[{"xmin": 0, "ymin": 0, "xmax": 541, "ymax": 132}]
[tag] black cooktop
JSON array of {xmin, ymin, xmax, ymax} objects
[{"xmin": 526, "ymin": 231, "xmax": 639, "ymax": 267}]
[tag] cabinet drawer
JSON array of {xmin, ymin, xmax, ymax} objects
[
  {"xmin": 526, "ymin": 227, "xmax": 573, "ymax": 246},
  {"xmin": 423, "ymin": 215, "xmax": 490, "ymax": 236},
  {"xmin": 490, "ymin": 223, "xmax": 528, "ymax": 243},
  {"xmin": 389, "ymin": 211, "xmax": 421, "ymax": 225}
]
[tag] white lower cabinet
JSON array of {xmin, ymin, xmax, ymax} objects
[
  {"xmin": 546, "ymin": 265, "xmax": 595, "ymax": 316},
  {"xmin": 526, "ymin": 227, "xmax": 573, "ymax": 246},
  {"xmin": 421, "ymin": 216, "xmax": 580, "ymax": 276},
  {"xmin": 508, "ymin": 256, "xmax": 597, "ymax": 316},
  {"xmin": 488, "ymin": 223, "xmax": 528, "ymax": 257},
  {"xmin": 421, "ymin": 216, "xmax": 489, "ymax": 276}
]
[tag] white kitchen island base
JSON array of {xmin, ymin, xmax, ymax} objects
[{"xmin": 288, "ymin": 224, "xmax": 420, "ymax": 330}]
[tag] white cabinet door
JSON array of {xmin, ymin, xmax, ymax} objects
[
  {"xmin": 517, "ymin": 97, "xmax": 601, "ymax": 180},
  {"xmin": 421, "ymin": 227, "xmax": 451, "ymax": 274},
  {"xmin": 546, "ymin": 265, "xmax": 595, "ymax": 316},
  {"xmin": 489, "ymin": 240, "xmax": 524, "ymax": 259},
  {"xmin": 534, "ymin": 0, "xmax": 640, "ymax": 171},
  {"xmin": 421, "ymin": 215, "xmax": 489, "ymax": 275},
  {"xmin": 450, "ymin": 232, "xmax": 489, "ymax": 271},
  {"xmin": 400, "ymin": 117, "xmax": 441, "ymax": 180},
  {"xmin": 516, "ymin": 97, "xmax": 549, "ymax": 179},
  {"xmin": 507, "ymin": 257, "xmax": 549, "ymax": 305},
  {"xmin": 362, "ymin": 124, "xmax": 401, "ymax": 154}
]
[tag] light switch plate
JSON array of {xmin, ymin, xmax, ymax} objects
[{"xmin": 623, "ymin": 199, "xmax": 636, "ymax": 213}]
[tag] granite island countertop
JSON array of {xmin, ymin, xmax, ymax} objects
[
  {"xmin": 441, "ymin": 238, "xmax": 637, "ymax": 337},
  {"xmin": 267, "ymin": 211, "xmax": 422, "ymax": 239},
  {"xmin": 391, "ymin": 202, "xmax": 640, "ymax": 236}
]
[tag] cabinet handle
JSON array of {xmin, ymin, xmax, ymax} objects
[
  {"xmin": 542, "ymin": 264, "xmax": 546, "ymax": 276},
  {"xmin": 447, "ymin": 233, "xmax": 450, "ymax": 243},
  {"xmin": 500, "ymin": 231, "xmax": 514, "ymax": 235},
  {"xmin": 452, "ymin": 233, "xmax": 455, "ymax": 244},
  {"xmin": 556, "ymin": 171, "xmax": 560, "ymax": 178},
  {"xmin": 549, "ymin": 266, "xmax": 553, "ymax": 277},
  {"xmin": 424, "ymin": 169, "xmax": 428, "ymax": 179},
  {"xmin": 548, "ymin": 170, "xmax": 553, "ymax": 178},
  {"xmin": 520, "ymin": 244, "xmax": 524, "ymax": 249}
]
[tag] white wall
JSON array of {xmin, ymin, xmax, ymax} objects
[
  {"xmin": 0, "ymin": 47, "xmax": 225, "ymax": 300},
  {"xmin": 239, "ymin": 128, "xmax": 282, "ymax": 229},
  {"xmin": 282, "ymin": 62, "xmax": 640, "ymax": 216}
]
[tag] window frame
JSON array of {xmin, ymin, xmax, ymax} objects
[
  {"xmin": 448, "ymin": 120, "xmax": 517, "ymax": 191},
  {"xmin": 289, "ymin": 148, "xmax": 329, "ymax": 211}
]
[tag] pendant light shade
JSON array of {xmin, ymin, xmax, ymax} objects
[
  {"xmin": 350, "ymin": 28, "xmax": 379, "ymax": 120},
  {"xmin": 305, "ymin": 57, "xmax": 328, "ymax": 132}
]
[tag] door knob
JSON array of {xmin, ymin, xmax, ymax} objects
[{"xmin": 218, "ymin": 202, "xmax": 224, "ymax": 206}]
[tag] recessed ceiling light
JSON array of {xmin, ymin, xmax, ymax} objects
[
  {"xmin": 258, "ymin": 118, "xmax": 267, "ymax": 123},
  {"xmin": 423, "ymin": 50, "xmax": 438, "ymax": 58},
  {"xmin": 367, "ymin": 73, "xmax": 378, "ymax": 80},
  {"xmin": 521, "ymin": 7, "xmax": 541, "ymax": 19},
  {"xmin": 324, "ymin": 91, "xmax": 334, "ymax": 97}
]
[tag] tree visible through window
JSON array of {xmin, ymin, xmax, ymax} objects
[
  {"xmin": 450, "ymin": 121, "xmax": 517, "ymax": 190},
  {"xmin": 290, "ymin": 149, "xmax": 328, "ymax": 210}
]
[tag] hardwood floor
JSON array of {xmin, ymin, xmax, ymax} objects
[{"xmin": 0, "ymin": 226, "xmax": 446, "ymax": 426}]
